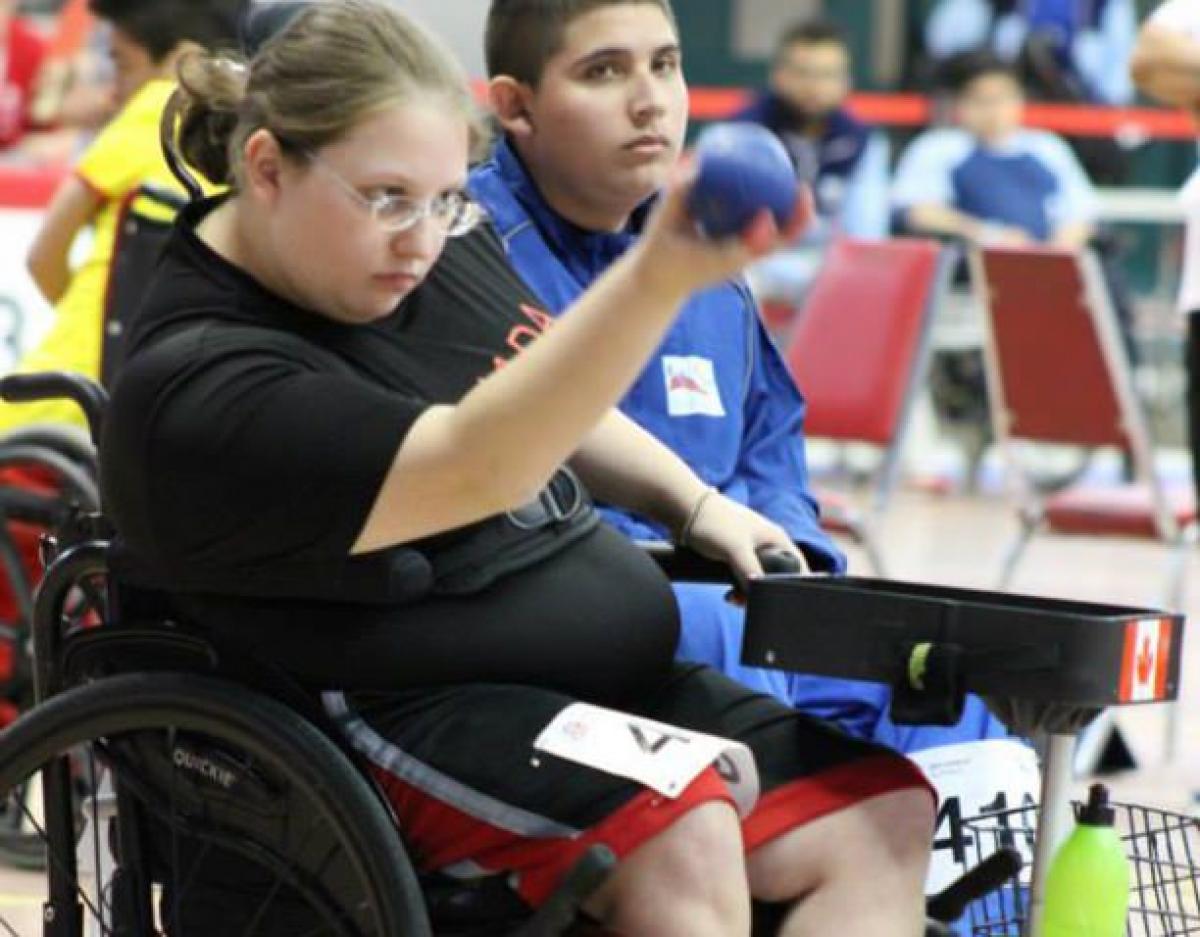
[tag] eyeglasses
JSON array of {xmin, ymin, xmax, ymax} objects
[{"xmin": 304, "ymin": 150, "xmax": 484, "ymax": 237}]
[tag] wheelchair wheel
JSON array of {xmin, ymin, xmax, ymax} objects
[
  {"xmin": 0, "ymin": 671, "xmax": 431, "ymax": 937},
  {"xmin": 0, "ymin": 774, "xmax": 49, "ymax": 869},
  {"xmin": 0, "ymin": 442, "xmax": 100, "ymax": 515},
  {"xmin": 0, "ymin": 515, "xmax": 106, "ymax": 872}
]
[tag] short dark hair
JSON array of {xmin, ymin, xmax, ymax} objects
[
  {"xmin": 89, "ymin": 0, "xmax": 246, "ymax": 62},
  {"xmin": 938, "ymin": 51, "xmax": 1021, "ymax": 96},
  {"xmin": 774, "ymin": 19, "xmax": 848, "ymax": 62},
  {"xmin": 485, "ymin": 0, "xmax": 677, "ymax": 86}
]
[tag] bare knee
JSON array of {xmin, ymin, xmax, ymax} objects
[
  {"xmin": 748, "ymin": 787, "xmax": 935, "ymax": 902},
  {"xmin": 586, "ymin": 801, "xmax": 750, "ymax": 936},
  {"xmin": 861, "ymin": 787, "xmax": 937, "ymax": 869}
]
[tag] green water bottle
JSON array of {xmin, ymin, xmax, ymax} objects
[{"xmin": 1042, "ymin": 783, "xmax": 1129, "ymax": 936}]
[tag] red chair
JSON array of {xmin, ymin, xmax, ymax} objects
[
  {"xmin": 785, "ymin": 237, "xmax": 951, "ymax": 575},
  {"xmin": 974, "ymin": 245, "xmax": 1195, "ymax": 768},
  {"xmin": 972, "ymin": 246, "xmax": 1196, "ymax": 610}
]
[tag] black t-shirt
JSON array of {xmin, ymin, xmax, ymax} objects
[{"xmin": 100, "ymin": 199, "xmax": 678, "ymax": 702}]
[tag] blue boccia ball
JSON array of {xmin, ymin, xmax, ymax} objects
[{"xmin": 689, "ymin": 122, "xmax": 798, "ymax": 238}]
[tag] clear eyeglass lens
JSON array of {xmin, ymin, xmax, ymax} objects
[{"xmin": 374, "ymin": 192, "xmax": 482, "ymax": 237}]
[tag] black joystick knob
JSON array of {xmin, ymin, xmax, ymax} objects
[{"xmin": 757, "ymin": 549, "xmax": 803, "ymax": 575}]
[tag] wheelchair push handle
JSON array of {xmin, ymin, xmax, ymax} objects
[
  {"xmin": 759, "ymin": 548, "xmax": 804, "ymax": 574},
  {"xmin": 0, "ymin": 372, "xmax": 108, "ymax": 444}
]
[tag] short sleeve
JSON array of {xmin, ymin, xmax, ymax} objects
[
  {"xmin": 1026, "ymin": 132, "xmax": 1097, "ymax": 228},
  {"xmin": 839, "ymin": 132, "xmax": 891, "ymax": 239},
  {"xmin": 891, "ymin": 130, "xmax": 972, "ymax": 212},
  {"xmin": 108, "ymin": 341, "xmax": 429, "ymax": 573},
  {"xmin": 74, "ymin": 103, "xmax": 157, "ymax": 199}
]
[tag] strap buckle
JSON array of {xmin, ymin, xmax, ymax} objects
[{"xmin": 507, "ymin": 470, "xmax": 585, "ymax": 530}]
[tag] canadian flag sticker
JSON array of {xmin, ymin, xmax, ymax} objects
[{"xmin": 1118, "ymin": 618, "xmax": 1173, "ymax": 703}]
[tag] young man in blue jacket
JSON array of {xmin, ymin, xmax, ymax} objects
[
  {"xmin": 470, "ymin": 0, "xmax": 875, "ymax": 731},
  {"xmin": 469, "ymin": 6, "xmax": 1030, "ymax": 879}
]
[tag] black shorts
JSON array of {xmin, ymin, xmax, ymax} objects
[{"xmin": 327, "ymin": 663, "xmax": 932, "ymax": 906}]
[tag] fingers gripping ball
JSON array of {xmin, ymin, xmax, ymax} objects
[{"xmin": 688, "ymin": 123, "xmax": 798, "ymax": 238}]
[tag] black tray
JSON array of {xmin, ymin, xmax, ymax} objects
[{"xmin": 742, "ymin": 576, "xmax": 1184, "ymax": 706}]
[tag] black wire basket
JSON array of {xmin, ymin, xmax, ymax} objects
[{"xmin": 962, "ymin": 801, "xmax": 1200, "ymax": 936}]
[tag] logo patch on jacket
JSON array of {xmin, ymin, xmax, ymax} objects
[{"xmin": 662, "ymin": 356, "xmax": 725, "ymax": 418}]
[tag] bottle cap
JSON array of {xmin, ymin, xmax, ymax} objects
[{"xmin": 1079, "ymin": 783, "xmax": 1117, "ymax": 826}]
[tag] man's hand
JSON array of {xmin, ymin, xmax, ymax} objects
[{"xmin": 683, "ymin": 491, "xmax": 809, "ymax": 588}]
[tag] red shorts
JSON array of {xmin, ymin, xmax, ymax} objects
[{"xmin": 331, "ymin": 663, "xmax": 933, "ymax": 906}]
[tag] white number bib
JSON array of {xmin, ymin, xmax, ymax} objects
[
  {"xmin": 912, "ymin": 739, "xmax": 1041, "ymax": 894},
  {"xmin": 535, "ymin": 703, "xmax": 759, "ymax": 817}
]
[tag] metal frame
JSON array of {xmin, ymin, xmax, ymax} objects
[
  {"xmin": 972, "ymin": 246, "xmax": 1195, "ymax": 612},
  {"xmin": 874, "ymin": 243, "xmax": 959, "ymax": 517}
]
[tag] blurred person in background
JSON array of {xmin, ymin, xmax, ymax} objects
[
  {"xmin": 893, "ymin": 51, "xmax": 1103, "ymax": 456},
  {"xmin": 0, "ymin": 0, "xmax": 48, "ymax": 149},
  {"xmin": 894, "ymin": 51, "xmax": 1138, "ymax": 487},
  {"xmin": 925, "ymin": 0, "xmax": 1137, "ymax": 106},
  {"xmin": 27, "ymin": 0, "xmax": 110, "ymax": 126},
  {"xmin": 893, "ymin": 52, "xmax": 1096, "ymax": 249},
  {"xmin": 924, "ymin": 0, "xmax": 1137, "ymax": 185},
  {"xmin": 735, "ymin": 20, "xmax": 889, "ymax": 312},
  {"xmin": 25, "ymin": 0, "xmax": 119, "ymax": 154},
  {"xmin": 0, "ymin": 0, "xmax": 124, "ymax": 167},
  {"xmin": 892, "ymin": 51, "xmax": 1139, "ymax": 350},
  {"xmin": 1131, "ymin": 2, "xmax": 1200, "ymax": 511},
  {"xmin": 2, "ymin": 0, "xmax": 242, "ymax": 432}
]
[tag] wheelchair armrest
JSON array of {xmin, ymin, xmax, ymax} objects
[
  {"xmin": 637, "ymin": 541, "xmax": 802, "ymax": 583},
  {"xmin": 638, "ymin": 541, "xmax": 731, "ymax": 583}
]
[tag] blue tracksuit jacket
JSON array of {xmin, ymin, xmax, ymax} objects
[{"xmin": 469, "ymin": 139, "xmax": 1009, "ymax": 749}]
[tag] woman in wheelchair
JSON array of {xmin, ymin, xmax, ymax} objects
[{"xmin": 88, "ymin": 2, "xmax": 937, "ymax": 934}]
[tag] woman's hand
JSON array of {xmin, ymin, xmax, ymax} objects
[
  {"xmin": 683, "ymin": 491, "xmax": 809, "ymax": 589},
  {"xmin": 629, "ymin": 158, "xmax": 814, "ymax": 301}
]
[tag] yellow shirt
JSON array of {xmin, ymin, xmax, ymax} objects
[{"xmin": 0, "ymin": 79, "xmax": 201, "ymax": 432}]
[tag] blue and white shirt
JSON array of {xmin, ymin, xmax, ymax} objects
[{"xmin": 891, "ymin": 126, "xmax": 1096, "ymax": 240}]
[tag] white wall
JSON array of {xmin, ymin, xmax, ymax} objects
[
  {"xmin": 399, "ymin": 0, "xmax": 488, "ymax": 77},
  {"xmin": 732, "ymin": 0, "xmax": 823, "ymax": 59},
  {"xmin": 0, "ymin": 210, "xmax": 53, "ymax": 366}
]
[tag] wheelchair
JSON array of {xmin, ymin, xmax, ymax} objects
[
  {"xmin": 0, "ymin": 419, "xmax": 101, "ymax": 869},
  {"xmin": 0, "ymin": 371, "xmax": 1007, "ymax": 936},
  {"xmin": 0, "ymin": 184, "xmax": 184, "ymax": 873},
  {"xmin": 0, "ymin": 371, "xmax": 623, "ymax": 936},
  {"xmin": 0, "ymin": 178, "xmax": 183, "ymax": 715}
]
